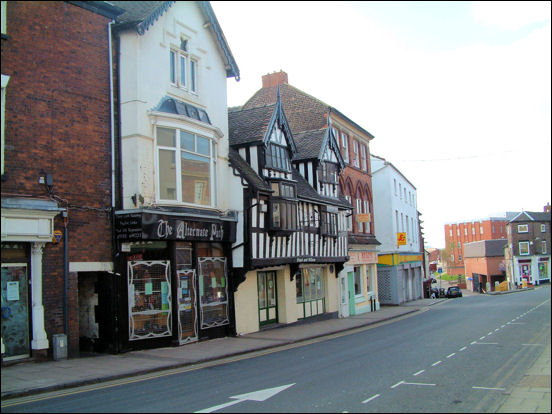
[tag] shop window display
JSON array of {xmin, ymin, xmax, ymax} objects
[
  {"xmin": 198, "ymin": 257, "xmax": 228, "ymax": 328},
  {"xmin": 128, "ymin": 261, "xmax": 172, "ymax": 340}
]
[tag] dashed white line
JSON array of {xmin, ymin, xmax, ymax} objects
[
  {"xmin": 431, "ymin": 361, "xmax": 442, "ymax": 367},
  {"xmin": 474, "ymin": 342, "xmax": 498, "ymax": 345},
  {"xmin": 413, "ymin": 370, "xmax": 425, "ymax": 376},
  {"xmin": 522, "ymin": 343, "xmax": 543, "ymax": 346},
  {"xmin": 473, "ymin": 386, "xmax": 506, "ymax": 391},
  {"xmin": 391, "ymin": 381, "xmax": 404, "ymax": 389},
  {"xmin": 480, "ymin": 336, "xmax": 486, "ymax": 340},
  {"xmin": 495, "ymin": 328, "xmax": 499, "ymax": 331},
  {"xmin": 501, "ymin": 325, "xmax": 505, "ymax": 328},
  {"xmin": 403, "ymin": 382, "xmax": 436, "ymax": 386},
  {"xmin": 362, "ymin": 394, "xmax": 380, "ymax": 404},
  {"xmin": 446, "ymin": 353, "xmax": 456, "ymax": 358},
  {"xmin": 459, "ymin": 346, "xmax": 467, "ymax": 351},
  {"xmin": 471, "ymin": 341, "xmax": 477, "ymax": 345},
  {"xmin": 488, "ymin": 332, "xmax": 493, "ymax": 336}
]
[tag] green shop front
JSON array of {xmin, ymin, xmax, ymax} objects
[{"xmin": 114, "ymin": 210, "xmax": 236, "ymax": 351}]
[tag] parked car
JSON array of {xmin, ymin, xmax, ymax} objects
[{"xmin": 446, "ymin": 286, "xmax": 463, "ymax": 298}]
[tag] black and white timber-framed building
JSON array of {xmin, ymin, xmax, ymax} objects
[{"xmin": 228, "ymin": 90, "xmax": 352, "ymax": 334}]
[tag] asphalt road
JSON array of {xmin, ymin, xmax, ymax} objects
[{"xmin": 4, "ymin": 285, "xmax": 550, "ymax": 413}]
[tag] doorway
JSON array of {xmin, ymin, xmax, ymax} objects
[
  {"xmin": 258, "ymin": 271, "xmax": 277, "ymax": 326},
  {"xmin": 339, "ymin": 272, "xmax": 349, "ymax": 318},
  {"xmin": 1, "ymin": 264, "xmax": 30, "ymax": 361}
]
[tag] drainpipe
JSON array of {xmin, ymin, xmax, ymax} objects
[
  {"xmin": 63, "ymin": 209, "xmax": 69, "ymax": 337},
  {"xmin": 108, "ymin": 19, "xmax": 121, "ymax": 354}
]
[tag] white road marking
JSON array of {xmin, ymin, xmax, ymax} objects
[
  {"xmin": 501, "ymin": 325, "xmax": 505, "ymax": 328},
  {"xmin": 391, "ymin": 381, "xmax": 404, "ymax": 389},
  {"xmin": 488, "ymin": 332, "xmax": 493, "ymax": 335},
  {"xmin": 479, "ymin": 336, "xmax": 486, "ymax": 340},
  {"xmin": 522, "ymin": 343, "xmax": 544, "ymax": 346},
  {"xmin": 447, "ymin": 353, "xmax": 456, "ymax": 358},
  {"xmin": 432, "ymin": 361, "xmax": 442, "ymax": 366},
  {"xmin": 472, "ymin": 386, "xmax": 506, "ymax": 391},
  {"xmin": 495, "ymin": 328, "xmax": 499, "ymax": 331},
  {"xmin": 413, "ymin": 370, "xmax": 425, "ymax": 376},
  {"xmin": 459, "ymin": 346, "xmax": 467, "ymax": 351},
  {"xmin": 403, "ymin": 382, "xmax": 436, "ymax": 386},
  {"xmin": 362, "ymin": 394, "xmax": 380, "ymax": 403},
  {"xmin": 471, "ymin": 341, "xmax": 477, "ymax": 345},
  {"xmin": 474, "ymin": 342, "xmax": 498, "ymax": 345}
]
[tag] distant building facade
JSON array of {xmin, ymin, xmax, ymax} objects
[
  {"xmin": 444, "ymin": 217, "xmax": 507, "ymax": 276},
  {"xmin": 504, "ymin": 210, "xmax": 551, "ymax": 287},
  {"xmin": 371, "ymin": 154, "xmax": 424, "ymax": 305},
  {"xmin": 464, "ymin": 239, "xmax": 507, "ymax": 292}
]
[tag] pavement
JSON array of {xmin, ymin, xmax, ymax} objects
[{"xmin": 1, "ymin": 285, "xmax": 549, "ymax": 413}]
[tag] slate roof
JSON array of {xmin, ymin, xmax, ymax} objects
[
  {"xmin": 508, "ymin": 211, "xmax": 551, "ymax": 223},
  {"xmin": 108, "ymin": 1, "xmax": 239, "ymax": 78},
  {"xmin": 153, "ymin": 96, "xmax": 211, "ymax": 124},
  {"xmin": 292, "ymin": 129, "xmax": 326, "ymax": 161},
  {"xmin": 228, "ymin": 105, "xmax": 276, "ymax": 146},
  {"xmin": 292, "ymin": 170, "xmax": 351, "ymax": 210},
  {"xmin": 228, "ymin": 149, "xmax": 272, "ymax": 193}
]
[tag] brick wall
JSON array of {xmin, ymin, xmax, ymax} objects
[{"xmin": 2, "ymin": 1, "xmax": 113, "ymax": 356}]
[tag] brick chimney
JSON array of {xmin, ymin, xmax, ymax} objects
[{"xmin": 262, "ymin": 71, "xmax": 288, "ymax": 88}]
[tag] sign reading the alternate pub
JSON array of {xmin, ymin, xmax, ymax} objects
[{"xmin": 115, "ymin": 212, "xmax": 236, "ymax": 242}]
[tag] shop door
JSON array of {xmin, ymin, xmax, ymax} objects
[
  {"xmin": 347, "ymin": 271, "xmax": 355, "ymax": 316},
  {"xmin": 177, "ymin": 269, "xmax": 197, "ymax": 344},
  {"xmin": 339, "ymin": 273, "xmax": 349, "ymax": 318},
  {"xmin": 1, "ymin": 264, "xmax": 30, "ymax": 360},
  {"xmin": 258, "ymin": 271, "xmax": 277, "ymax": 326}
]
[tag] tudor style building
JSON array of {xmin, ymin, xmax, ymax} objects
[
  {"xmin": 228, "ymin": 90, "xmax": 351, "ymax": 335},
  {"xmin": 109, "ymin": 1, "xmax": 240, "ymax": 351},
  {"xmin": 237, "ymin": 71, "xmax": 380, "ymax": 319}
]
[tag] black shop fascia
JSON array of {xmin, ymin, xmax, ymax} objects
[{"xmin": 114, "ymin": 208, "xmax": 237, "ymax": 351}]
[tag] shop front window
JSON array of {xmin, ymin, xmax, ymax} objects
[
  {"xmin": 538, "ymin": 262, "xmax": 548, "ymax": 280},
  {"xmin": 198, "ymin": 257, "xmax": 228, "ymax": 329},
  {"xmin": 354, "ymin": 266, "xmax": 362, "ymax": 295},
  {"xmin": 128, "ymin": 261, "xmax": 172, "ymax": 341},
  {"xmin": 296, "ymin": 267, "xmax": 325, "ymax": 319}
]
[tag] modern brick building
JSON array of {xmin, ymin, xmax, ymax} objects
[
  {"xmin": 443, "ymin": 217, "xmax": 507, "ymax": 276},
  {"xmin": 464, "ymin": 239, "xmax": 507, "ymax": 292},
  {"xmin": 1, "ymin": 1, "xmax": 122, "ymax": 362}
]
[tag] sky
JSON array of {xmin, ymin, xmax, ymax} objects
[{"xmin": 211, "ymin": 1, "xmax": 551, "ymax": 249}]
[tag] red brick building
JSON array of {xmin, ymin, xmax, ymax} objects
[
  {"xmin": 464, "ymin": 239, "xmax": 507, "ymax": 292},
  {"xmin": 443, "ymin": 217, "xmax": 507, "ymax": 276},
  {"xmin": 1, "ymin": 1, "xmax": 122, "ymax": 362}
]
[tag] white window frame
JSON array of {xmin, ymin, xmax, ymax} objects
[
  {"xmin": 360, "ymin": 144, "xmax": 367, "ymax": 171},
  {"xmin": 170, "ymin": 46, "xmax": 199, "ymax": 94},
  {"xmin": 363, "ymin": 199, "xmax": 370, "ymax": 233},
  {"xmin": 464, "ymin": 228, "xmax": 467, "ymax": 236},
  {"xmin": 542, "ymin": 241, "xmax": 547, "ymax": 254},
  {"xmin": 541, "ymin": 224, "xmax": 546, "ymax": 233},
  {"xmin": 341, "ymin": 131, "xmax": 349, "ymax": 163},
  {"xmin": 154, "ymin": 123, "xmax": 218, "ymax": 208},
  {"xmin": 356, "ymin": 198, "xmax": 363, "ymax": 233},
  {"xmin": 1, "ymin": 73, "xmax": 9, "ymax": 176},
  {"xmin": 345, "ymin": 195, "xmax": 353, "ymax": 231},
  {"xmin": 519, "ymin": 241, "xmax": 530, "ymax": 255},
  {"xmin": 352, "ymin": 139, "xmax": 359, "ymax": 168},
  {"xmin": 517, "ymin": 224, "xmax": 529, "ymax": 233},
  {"xmin": 480, "ymin": 227, "xmax": 483, "ymax": 235}
]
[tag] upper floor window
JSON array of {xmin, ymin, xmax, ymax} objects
[
  {"xmin": 517, "ymin": 224, "xmax": 529, "ymax": 233},
  {"xmin": 352, "ymin": 140, "xmax": 360, "ymax": 168},
  {"xmin": 449, "ymin": 229, "xmax": 452, "ymax": 237},
  {"xmin": 457, "ymin": 228, "xmax": 460, "ymax": 236},
  {"xmin": 318, "ymin": 161, "xmax": 338, "ymax": 184},
  {"xmin": 360, "ymin": 144, "xmax": 367, "ymax": 171},
  {"xmin": 270, "ymin": 199, "xmax": 297, "ymax": 232},
  {"xmin": 340, "ymin": 132, "xmax": 349, "ymax": 163},
  {"xmin": 541, "ymin": 224, "xmax": 546, "ymax": 233},
  {"xmin": 345, "ymin": 195, "xmax": 353, "ymax": 231},
  {"xmin": 464, "ymin": 228, "xmax": 467, "ymax": 236},
  {"xmin": 480, "ymin": 227, "xmax": 483, "ymax": 235},
  {"xmin": 320, "ymin": 209, "xmax": 338, "ymax": 237},
  {"xmin": 270, "ymin": 181, "xmax": 296, "ymax": 199},
  {"xmin": 399, "ymin": 183, "xmax": 402, "ymax": 199},
  {"xmin": 156, "ymin": 126, "xmax": 216, "ymax": 206},
  {"xmin": 394, "ymin": 179, "xmax": 397, "ymax": 196},
  {"xmin": 363, "ymin": 200, "xmax": 370, "ymax": 233},
  {"xmin": 472, "ymin": 227, "xmax": 475, "ymax": 235},
  {"xmin": 542, "ymin": 241, "xmax": 547, "ymax": 254},
  {"xmin": 170, "ymin": 43, "xmax": 198, "ymax": 93},
  {"xmin": 265, "ymin": 127, "xmax": 291, "ymax": 172},
  {"xmin": 519, "ymin": 241, "xmax": 530, "ymax": 255}
]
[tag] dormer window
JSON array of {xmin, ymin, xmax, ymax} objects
[{"xmin": 265, "ymin": 127, "xmax": 290, "ymax": 172}]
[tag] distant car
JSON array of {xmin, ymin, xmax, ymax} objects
[{"xmin": 446, "ymin": 286, "xmax": 463, "ymax": 298}]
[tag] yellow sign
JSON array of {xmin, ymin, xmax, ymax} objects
[
  {"xmin": 397, "ymin": 232, "xmax": 407, "ymax": 246},
  {"xmin": 357, "ymin": 214, "xmax": 371, "ymax": 223}
]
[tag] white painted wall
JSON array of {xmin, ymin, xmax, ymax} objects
[
  {"xmin": 371, "ymin": 156, "xmax": 419, "ymax": 254},
  {"xmin": 118, "ymin": 2, "xmax": 233, "ymax": 211}
]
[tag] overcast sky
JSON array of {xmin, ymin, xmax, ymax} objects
[{"xmin": 211, "ymin": 1, "xmax": 551, "ymax": 248}]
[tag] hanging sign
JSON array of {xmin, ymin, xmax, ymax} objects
[
  {"xmin": 357, "ymin": 214, "xmax": 371, "ymax": 223},
  {"xmin": 397, "ymin": 232, "xmax": 407, "ymax": 246},
  {"xmin": 53, "ymin": 230, "xmax": 63, "ymax": 243}
]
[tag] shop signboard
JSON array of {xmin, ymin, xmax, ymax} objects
[{"xmin": 115, "ymin": 212, "xmax": 236, "ymax": 243}]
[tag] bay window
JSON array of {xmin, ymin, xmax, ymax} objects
[
  {"xmin": 156, "ymin": 126, "xmax": 217, "ymax": 207},
  {"xmin": 270, "ymin": 199, "xmax": 298, "ymax": 232}
]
